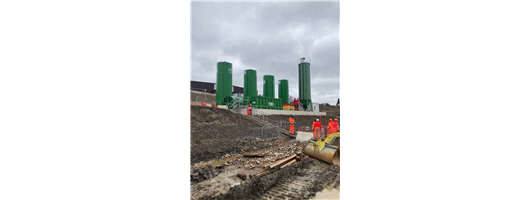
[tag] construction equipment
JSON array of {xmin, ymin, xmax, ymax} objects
[
  {"xmin": 293, "ymin": 98, "xmax": 300, "ymax": 110},
  {"xmin": 305, "ymin": 132, "xmax": 340, "ymax": 165}
]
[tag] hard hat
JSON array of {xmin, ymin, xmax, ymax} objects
[
  {"xmin": 316, "ymin": 119, "xmax": 319, "ymax": 121},
  {"xmin": 334, "ymin": 118, "xmax": 338, "ymax": 121},
  {"xmin": 290, "ymin": 115, "xmax": 294, "ymax": 117},
  {"xmin": 329, "ymin": 119, "xmax": 332, "ymax": 121},
  {"xmin": 314, "ymin": 119, "xmax": 316, "ymax": 121}
]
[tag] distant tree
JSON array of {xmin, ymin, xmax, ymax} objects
[
  {"xmin": 289, "ymin": 95, "xmax": 294, "ymax": 103},
  {"xmin": 324, "ymin": 103, "xmax": 330, "ymax": 106},
  {"xmin": 336, "ymin": 98, "xmax": 340, "ymax": 106}
]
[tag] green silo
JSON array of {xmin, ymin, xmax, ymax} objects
[
  {"xmin": 298, "ymin": 58, "xmax": 312, "ymax": 110},
  {"xmin": 263, "ymin": 75, "xmax": 275, "ymax": 98},
  {"xmin": 244, "ymin": 69, "xmax": 257, "ymax": 100},
  {"xmin": 278, "ymin": 79, "xmax": 289, "ymax": 104},
  {"xmin": 216, "ymin": 61, "xmax": 232, "ymax": 105}
]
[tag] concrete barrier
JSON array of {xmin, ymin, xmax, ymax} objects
[{"xmin": 296, "ymin": 131, "xmax": 313, "ymax": 141}]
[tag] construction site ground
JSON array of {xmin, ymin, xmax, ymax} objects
[{"xmin": 190, "ymin": 105, "xmax": 340, "ymax": 200}]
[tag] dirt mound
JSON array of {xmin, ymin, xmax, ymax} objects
[
  {"xmin": 191, "ymin": 105, "xmax": 258, "ymax": 125},
  {"xmin": 191, "ymin": 106, "xmax": 286, "ymax": 165},
  {"xmin": 320, "ymin": 105, "xmax": 340, "ymax": 119},
  {"xmin": 191, "ymin": 165, "xmax": 221, "ymax": 182}
]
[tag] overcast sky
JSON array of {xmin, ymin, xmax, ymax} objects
[{"xmin": 191, "ymin": 2, "xmax": 339, "ymax": 104}]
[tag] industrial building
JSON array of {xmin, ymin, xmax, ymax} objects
[{"xmin": 190, "ymin": 80, "xmax": 244, "ymax": 96}]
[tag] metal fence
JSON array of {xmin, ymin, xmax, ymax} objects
[
  {"xmin": 194, "ymin": 95, "xmax": 216, "ymax": 105},
  {"xmin": 249, "ymin": 127, "xmax": 283, "ymax": 139}
]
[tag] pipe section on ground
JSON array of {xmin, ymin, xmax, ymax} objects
[{"xmin": 305, "ymin": 144, "xmax": 340, "ymax": 165}]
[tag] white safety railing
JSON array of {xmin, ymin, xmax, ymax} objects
[{"xmin": 195, "ymin": 95, "xmax": 216, "ymax": 105}]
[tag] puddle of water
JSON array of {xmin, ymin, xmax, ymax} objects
[
  {"xmin": 213, "ymin": 174, "xmax": 226, "ymax": 181},
  {"xmin": 209, "ymin": 156, "xmax": 240, "ymax": 168},
  {"xmin": 215, "ymin": 186, "xmax": 231, "ymax": 195},
  {"xmin": 326, "ymin": 183, "xmax": 337, "ymax": 191},
  {"xmin": 311, "ymin": 184, "xmax": 340, "ymax": 200}
]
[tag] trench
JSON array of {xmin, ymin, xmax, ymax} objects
[{"xmin": 193, "ymin": 158, "xmax": 339, "ymax": 200}]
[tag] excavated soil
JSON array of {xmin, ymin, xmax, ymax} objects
[
  {"xmin": 319, "ymin": 104, "xmax": 340, "ymax": 113},
  {"xmin": 191, "ymin": 106, "xmax": 288, "ymax": 165},
  {"xmin": 190, "ymin": 105, "xmax": 340, "ymax": 199},
  {"xmin": 192, "ymin": 158, "xmax": 340, "ymax": 200},
  {"xmin": 190, "ymin": 165, "xmax": 221, "ymax": 182},
  {"xmin": 190, "ymin": 140, "xmax": 340, "ymax": 200}
]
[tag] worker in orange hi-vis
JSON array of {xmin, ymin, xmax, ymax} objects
[
  {"xmin": 289, "ymin": 115, "xmax": 297, "ymax": 134},
  {"xmin": 333, "ymin": 118, "xmax": 340, "ymax": 132},
  {"xmin": 313, "ymin": 119, "xmax": 323, "ymax": 138},
  {"xmin": 328, "ymin": 119, "xmax": 334, "ymax": 134}
]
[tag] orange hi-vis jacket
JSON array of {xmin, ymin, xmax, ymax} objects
[
  {"xmin": 328, "ymin": 122, "xmax": 334, "ymax": 130},
  {"xmin": 289, "ymin": 118, "xmax": 295, "ymax": 125},
  {"xmin": 333, "ymin": 122, "xmax": 339, "ymax": 132},
  {"xmin": 314, "ymin": 121, "xmax": 322, "ymax": 129},
  {"xmin": 312, "ymin": 121, "xmax": 315, "ymax": 130}
]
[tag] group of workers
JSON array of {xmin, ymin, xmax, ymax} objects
[
  {"xmin": 288, "ymin": 115, "xmax": 339, "ymax": 138},
  {"xmin": 313, "ymin": 118, "xmax": 339, "ymax": 138}
]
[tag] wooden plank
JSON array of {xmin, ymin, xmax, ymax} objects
[
  {"xmin": 269, "ymin": 155, "xmax": 296, "ymax": 168},
  {"xmin": 252, "ymin": 170, "xmax": 268, "ymax": 177},
  {"xmin": 253, "ymin": 168, "xmax": 279, "ymax": 178},
  {"xmin": 269, "ymin": 154, "xmax": 296, "ymax": 168},
  {"xmin": 281, "ymin": 160, "xmax": 297, "ymax": 169}
]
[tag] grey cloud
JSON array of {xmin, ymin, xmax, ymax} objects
[{"xmin": 191, "ymin": 2, "xmax": 339, "ymax": 103}]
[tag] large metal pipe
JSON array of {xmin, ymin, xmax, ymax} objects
[
  {"xmin": 329, "ymin": 136, "xmax": 340, "ymax": 147},
  {"xmin": 305, "ymin": 144, "xmax": 340, "ymax": 165}
]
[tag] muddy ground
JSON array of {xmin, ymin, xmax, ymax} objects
[
  {"xmin": 191, "ymin": 157, "xmax": 340, "ymax": 200},
  {"xmin": 190, "ymin": 139, "xmax": 340, "ymax": 200},
  {"xmin": 191, "ymin": 105, "xmax": 340, "ymax": 199},
  {"xmin": 191, "ymin": 106, "xmax": 292, "ymax": 165}
]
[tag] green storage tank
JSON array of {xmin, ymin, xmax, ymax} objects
[
  {"xmin": 244, "ymin": 69, "xmax": 257, "ymax": 100},
  {"xmin": 298, "ymin": 58, "xmax": 312, "ymax": 110},
  {"xmin": 216, "ymin": 61, "xmax": 232, "ymax": 105},
  {"xmin": 263, "ymin": 75, "xmax": 275, "ymax": 98},
  {"xmin": 278, "ymin": 79, "xmax": 289, "ymax": 104}
]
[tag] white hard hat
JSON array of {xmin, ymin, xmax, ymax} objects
[{"xmin": 316, "ymin": 119, "xmax": 319, "ymax": 121}]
